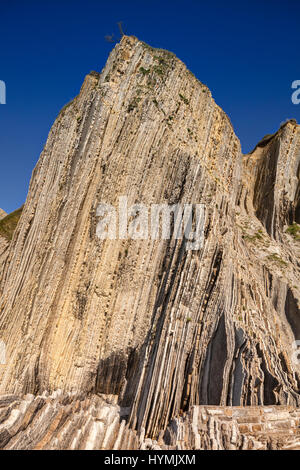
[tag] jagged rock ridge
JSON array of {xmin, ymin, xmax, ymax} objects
[{"xmin": 0, "ymin": 36, "xmax": 299, "ymax": 446}]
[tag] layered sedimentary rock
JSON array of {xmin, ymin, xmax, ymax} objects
[
  {"xmin": 163, "ymin": 404, "xmax": 300, "ymax": 450},
  {"xmin": 0, "ymin": 391, "xmax": 139, "ymax": 450},
  {"xmin": 0, "ymin": 210, "xmax": 8, "ymax": 285},
  {"xmin": 0, "ymin": 236, "xmax": 8, "ymax": 287},
  {"xmin": 0, "ymin": 36, "xmax": 299, "ymax": 446},
  {"xmin": 0, "ymin": 393, "xmax": 300, "ymax": 450}
]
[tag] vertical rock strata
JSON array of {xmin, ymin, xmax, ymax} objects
[
  {"xmin": 0, "ymin": 236, "xmax": 9, "ymax": 288},
  {"xmin": 0, "ymin": 36, "xmax": 299, "ymax": 443},
  {"xmin": 0, "ymin": 209, "xmax": 9, "ymax": 285}
]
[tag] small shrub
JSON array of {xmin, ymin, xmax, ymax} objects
[
  {"xmin": 139, "ymin": 67, "xmax": 150, "ymax": 76},
  {"xmin": 286, "ymin": 223, "xmax": 300, "ymax": 240},
  {"xmin": 242, "ymin": 232, "xmax": 263, "ymax": 242},
  {"xmin": 128, "ymin": 97, "xmax": 141, "ymax": 112},
  {"xmin": 267, "ymin": 253, "xmax": 287, "ymax": 267},
  {"xmin": 153, "ymin": 65, "xmax": 164, "ymax": 76},
  {"xmin": 154, "ymin": 56, "xmax": 167, "ymax": 67},
  {"xmin": 179, "ymin": 93, "xmax": 189, "ymax": 105}
]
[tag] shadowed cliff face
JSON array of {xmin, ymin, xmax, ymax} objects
[
  {"xmin": 245, "ymin": 122, "xmax": 300, "ymax": 240},
  {"xmin": 0, "ymin": 36, "xmax": 299, "ymax": 439}
]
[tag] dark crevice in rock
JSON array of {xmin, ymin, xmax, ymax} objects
[
  {"xmin": 199, "ymin": 313, "xmax": 227, "ymax": 405},
  {"xmin": 256, "ymin": 344, "xmax": 279, "ymax": 405},
  {"xmin": 96, "ymin": 351, "xmax": 128, "ymax": 395},
  {"xmin": 253, "ymin": 138, "xmax": 279, "ymax": 238},
  {"xmin": 284, "ymin": 287, "xmax": 300, "ymax": 339}
]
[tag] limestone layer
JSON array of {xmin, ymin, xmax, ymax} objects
[
  {"xmin": 0, "ymin": 36, "xmax": 299, "ymax": 444},
  {"xmin": 0, "ymin": 391, "xmax": 300, "ymax": 450},
  {"xmin": 0, "ymin": 391, "xmax": 139, "ymax": 450},
  {"xmin": 163, "ymin": 404, "xmax": 300, "ymax": 450}
]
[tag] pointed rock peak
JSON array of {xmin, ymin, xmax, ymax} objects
[{"xmin": 248, "ymin": 119, "xmax": 299, "ymax": 154}]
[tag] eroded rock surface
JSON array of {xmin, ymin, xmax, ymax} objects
[
  {"xmin": 0, "ymin": 36, "xmax": 299, "ymax": 447},
  {"xmin": 0, "ymin": 392, "xmax": 299, "ymax": 450},
  {"xmin": 0, "ymin": 236, "xmax": 9, "ymax": 289},
  {"xmin": 162, "ymin": 405, "xmax": 300, "ymax": 450},
  {"xmin": 0, "ymin": 391, "xmax": 139, "ymax": 450}
]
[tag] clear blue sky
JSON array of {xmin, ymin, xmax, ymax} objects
[{"xmin": 0, "ymin": 0, "xmax": 299, "ymax": 213}]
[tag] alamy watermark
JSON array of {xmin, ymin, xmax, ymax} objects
[
  {"xmin": 291, "ymin": 80, "xmax": 300, "ymax": 105},
  {"xmin": 0, "ymin": 80, "xmax": 6, "ymax": 104},
  {"xmin": 96, "ymin": 197, "xmax": 205, "ymax": 250}
]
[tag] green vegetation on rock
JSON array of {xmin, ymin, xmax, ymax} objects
[
  {"xmin": 179, "ymin": 93, "xmax": 189, "ymax": 105},
  {"xmin": 0, "ymin": 206, "xmax": 23, "ymax": 241},
  {"xmin": 267, "ymin": 253, "xmax": 287, "ymax": 267},
  {"xmin": 286, "ymin": 223, "xmax": 300, "ymax": 240}
]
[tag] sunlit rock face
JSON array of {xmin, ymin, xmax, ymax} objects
[
  {"xmin": 0, "ymin": 209, "xmax": 8, "ymax": 286},
  {"xmin": 0, "ymin": 36, "xmax": 299, "ymax": 443}
]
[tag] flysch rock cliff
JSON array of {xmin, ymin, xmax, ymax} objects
[
  {"xmin": 0, "ymin": 36, "xmax": 299, "ymax": 449},
  {"xmin": 0, "ymin": 209, "xmax": 8, "ymax": 285}
]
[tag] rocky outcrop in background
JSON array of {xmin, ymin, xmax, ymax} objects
[
  {"xmin": 0, "ymin": 207, "xmax": 22, "ymax": 292},
  {"xmin": 0, "ymin": 36, "xmax": 299, "ymax": 448}
]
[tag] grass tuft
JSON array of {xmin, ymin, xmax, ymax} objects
[{"xmin": 286, "ymin": 223, "xmax": 300, "ymax": 240}]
